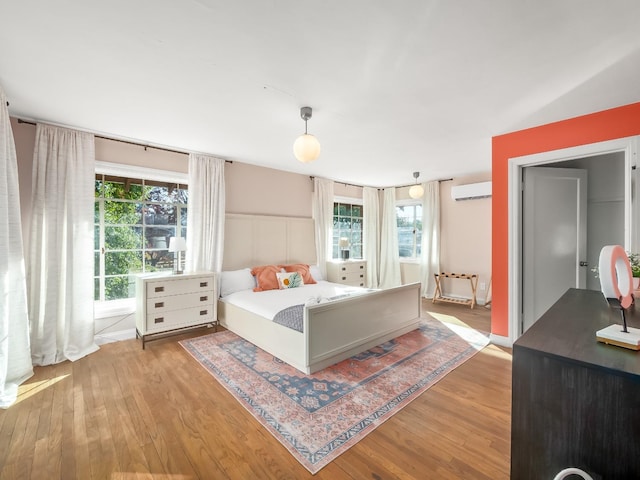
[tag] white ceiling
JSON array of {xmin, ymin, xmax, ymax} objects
[{"xmin": 2, "ymin": 0, "xmax": 640, "ymax": 187}]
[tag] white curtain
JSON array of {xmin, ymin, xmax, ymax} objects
[
  {"xmin": 28, "ymin": 124, "xmax": 98, "ymax": 366},
  {"xmin": 420, "ymin": 181, "xmax": 441, "ymax": 298},
  {"xmin": 185, "ymin": 153, "xmax": 225, "ymax": 272},
  {"xmin": 312, "ymin": 177, "xmax": 334, "ymax": 280},
  {"xmin": 363, "ymin": 187, "xmax": 380, "ymax": 288},
  {"xmin": 379, "ymin": 188, "xmax": 401, "ymax": 288},
  {"xmin": 0, "ymin": 87, "xmax": 33, "ymax": 407}
]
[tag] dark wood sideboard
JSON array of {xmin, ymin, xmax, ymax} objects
[{"xmin": 511, "ymin": 288, "xmax": 640, "ymax": 480}]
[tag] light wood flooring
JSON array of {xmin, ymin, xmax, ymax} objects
[{"xmin": 0, "ymin": 300, "xmax": 511, "ymax": 479}]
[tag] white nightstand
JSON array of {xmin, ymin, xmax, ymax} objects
[
  {"xmin": 326, "ymin": 260, "xmax": 367, "ymax": 287},
  {"xmin": 135, "ymin": 271, "xmax": 216, "ymax": 348}
]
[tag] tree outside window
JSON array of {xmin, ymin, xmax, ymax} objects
[{"xmin": 94, "ymin": 174, "xmax": 188, "ymax": 302}]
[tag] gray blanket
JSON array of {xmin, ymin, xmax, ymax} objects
[{"xmin": 273, "ymin": 304, "xmax": 304, "ymax": 332}]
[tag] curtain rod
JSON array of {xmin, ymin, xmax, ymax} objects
[
  {"xmin": 310, "ymin": 176, "xmax": 453, "ymax": 189},
  {"xmin": 16, "ymin": 118, "xmax": 232, "ymax": 163}
]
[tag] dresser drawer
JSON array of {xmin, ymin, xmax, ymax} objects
[
  {"xmin": 334, "ymin": 262, "xmax": 366, "ymax": 274},
  {"xmin": 146, "ymin": 277, "xmax": 214, "ymax": 298},
  {"xmin": 146, "ymin": 290, "xmax": 214, "ymax": 314},
  {"xmin": 145, "ymin": 304, "xmax": 215, "ymax": 333}
]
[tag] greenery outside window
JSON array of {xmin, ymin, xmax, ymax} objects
[
  {"xmin": 396, "ymin": 202, "xmax": 422, "ymax": 259},
  {"xmin": 332, "ymin": 200, "xmax": 363, "ymax": 259},
  {"xmin": 94, "ymin": 172, "xmax": 188, "ymax": 303}
]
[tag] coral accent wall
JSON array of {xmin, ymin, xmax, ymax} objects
[{"xmin": 492, "ymin": 101, "xmax": 640, "ymax": 338}]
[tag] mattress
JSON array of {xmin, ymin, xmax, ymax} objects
[{"xmin": 220, "ymin": 280, "xmax": 371, "ymax": 321}]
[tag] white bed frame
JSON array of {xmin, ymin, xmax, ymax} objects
[
  {"xmin": 218, "ymin": 213, "xmax": 422, "ymax": 374},
  {"xmin": 218, "ymin": 282, "xmax": 421, "ymax": 374}
]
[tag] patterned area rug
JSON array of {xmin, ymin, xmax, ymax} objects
[{"xmin": 180, "ymin": 318, "xmax": 489, "ymax": 474}]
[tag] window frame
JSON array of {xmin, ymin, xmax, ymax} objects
[
  {"xmin": 396, "ymin": 199, "xmax": 423, "ymax": 263},
  {"xmin": 332, "ymin": 195, "xmax": 364, "ymax": 260},
  {"xmin": 94, "ymin": 161, "xmax": 188, "ymax": 318}
]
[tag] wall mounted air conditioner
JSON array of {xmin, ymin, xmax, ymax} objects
[{"xmin": 450, "ymin": 181, "xmax": 492, "ymax": 201}]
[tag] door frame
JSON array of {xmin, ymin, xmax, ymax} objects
[{"xmin": 507, "ymin": 136, "xmax": 637, "ymax": 344}]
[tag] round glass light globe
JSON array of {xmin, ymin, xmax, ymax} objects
[
  {"xmin": 409, "ymin": 184, "xmax": 424, "ymax": 199},
  {"xmin": 293, "ymin": 134, "xmax": 321, "ymax": 163}
]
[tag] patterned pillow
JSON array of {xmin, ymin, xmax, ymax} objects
[
  {"xmin": 251, "ymin": 265, "xmax": 283, "ymax": 292},
  {"xmin": 276, "ymin": 271, "xmax": 305, "ymax": 289},
  {"xmin": 282, "ymin": 263, "xmax": 317, "ymax": 284}
]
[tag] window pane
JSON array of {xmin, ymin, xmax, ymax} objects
[
  {"xmin": 351, "ymin": 244, "xmax": 362, "ymax": 259},
  {"xmin": 94, "ymin": 251, "xmax": 100, "ymax": 277},
  {"xmin": 105, "ymin": 276, "xmax": 136, "ymax": 301},
  {"xmin": 105, "ymin": 201, "xmax": 142, "ymax": 224},
  {"xmin": 144, "ymin": 226, "xmax": 175, "ymax": 249},
  {"xmin": 94, "ymin": 201, "xmax": 100, "ymax": 223},
  {"xmin": 105, "ymin": 251, "xmax": 143, "ymax": 275},
  {"xmin": 145, "ymin": 250, "xmax": 174, "ymax": 272},
  {"xmin": 338, "ymin": 204, "xmax": 351, "ymax": 216},
  {"xmin": 105, "ymin": 226, "xmax": 143, "ymax": 250},
  {"xmin": 95, "ymin": 178, "xmax": 103, "ymax": 197},
  {"xmin": 94, "ymin": 278, "xmax": 100, "ymax": 301},
  {"xmin": 180, "ymin": 207, "xmax": 188, "ymax": 226},
  {"xmin": 352, "ymin": 205, "xmax": 362, "ymax": 217}
]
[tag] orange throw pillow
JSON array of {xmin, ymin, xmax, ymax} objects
[
  {"xmin": 282, "ymin": 263, "xmax": 317, "ymax": 285},
  {"xmin": 251, "ymin": 265, "xmax": 282, "ymax": 292}
]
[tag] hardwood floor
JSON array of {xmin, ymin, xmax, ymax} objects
[{"xmin": 0, "ymin": 301, "xmax": 511, "ymax": 479}]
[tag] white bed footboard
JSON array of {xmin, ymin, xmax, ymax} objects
[
  {"xmin": 218, "ymin": 282, "xmax": 422, "ymax": 374},
  {"xmin": 304, "ymin": 283, "xmax": 421, "ymax": 372}
]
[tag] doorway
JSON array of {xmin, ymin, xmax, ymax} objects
[{"xmin": 508, "ymin": 137, "xmax": 637, "ymax": 343}]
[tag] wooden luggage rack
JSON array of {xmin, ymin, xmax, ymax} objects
[{"xmin": 432, "ymin": 272, "xmax": 478, "ymax": 309}]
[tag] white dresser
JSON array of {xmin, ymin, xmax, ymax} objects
[
  {"xmin": 135, "ymin": 271, "xmax": 216, "ymax": 348},
  {"xmin": 326, "ymin": 260, "xmax": 367, "ymax": 287}
]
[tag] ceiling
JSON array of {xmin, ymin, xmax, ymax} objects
[{"xmin": 2, "ymin": 1, "xmax": 640, "ymax": 187}]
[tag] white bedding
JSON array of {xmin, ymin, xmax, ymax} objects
[{"xmin": 220, "ymin": 280, "xmax": 371, "ymax": 320}]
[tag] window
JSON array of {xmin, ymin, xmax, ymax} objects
[
  {"xmin": 396, "ymin": 203, "xmax": 422, "ymax": 259},
  {"xmin": 332, "ymin": 201, "xmax": 363, "ymax": 259},
  {"xmin": 94, "ymin": 173, "xmax": 188, "ymax": 302}
]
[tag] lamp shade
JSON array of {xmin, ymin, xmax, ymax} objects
[
  {"xmin": 409, "ymin": 184, "xmax": 424, "ymax": 199},
  {"xmin": 168, "ymin": 236, "xmax": 187, "ymax": 252},
  {"xmin": 339, "ymin": 237, "xmax": 350, "ymax": 248},
  {"xmin": 293, "ymin": 134, "xmax": 321, "ymax": 163}
]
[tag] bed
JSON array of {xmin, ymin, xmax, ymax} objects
[{"xmin": 217, "ymin": 213, "xmax": 422, "ymax": 374}]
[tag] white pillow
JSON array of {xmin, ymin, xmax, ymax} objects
[
  {"xmin": 276, "ymin": 271, "xmax": 305, "ymax": 289},
  {"xmin": 310, "ymin": 264, "xmax": 324, "ymax": 282},
  {"xmin": 219, "ymin": 268, "xmax": 256, "ymax": 297}
]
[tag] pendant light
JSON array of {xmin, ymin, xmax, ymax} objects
[
  {"xmin": 409, "ymin": 171, "xmax": 424, "ymax": 199},
  {"xmin": 293, "ymin": 106, "xmax": 321, "ymax": 163}
]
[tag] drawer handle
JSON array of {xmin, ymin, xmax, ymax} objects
[
  {"xmin": 154, "ymin": 302, "xmax": 164, "ymax": 308},
  {"xmin": 154, "ymin": 286, "xmax": 165, "ymax": 293},
  {"xmin": 341, "ymin": 267, "xmax": 346, "ymax": 272},
  {"xmin": 154, "ymin": 317, "xmax": 164, "ymax": 324},
  {"xmin": 200, "ymin": 310, "xmax": 208, "ymax": 316},
  {"xmin": 359, "ymin": 274, "xmax": 364, "ymax": 278},
  {"xmin": 200, "ymin": 281, "xmax": 208, "ymax": 287},
  {"xmin": 341, "ymin": 276, "xmax": 347, "ymax": 281},
  {"xmin": 200, "ymin": 296, "xmax": 208, "ymax": 302},
  {"xmin": 359, "ymin": 265, "xmax": 364, "ymax": 269}
]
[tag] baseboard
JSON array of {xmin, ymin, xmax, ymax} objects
[
  {"xmin": 489, "ymin": 333, "xmax": 512, "ymax": 348},
  {"xmin": 95, "ymin": 328, "xmax": 136, "ymax": 345}
]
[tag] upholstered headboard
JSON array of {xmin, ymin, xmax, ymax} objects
[{"xmin": 222, "ymin": 213, "xmax": 317, "ymax": 270}]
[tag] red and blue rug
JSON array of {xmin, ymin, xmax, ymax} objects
[{"xmin": 180, "ymin": 317, "xmax": 489, "ymax": 473}]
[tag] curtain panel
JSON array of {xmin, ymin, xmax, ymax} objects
[
  {"xmin": 0, "ymin": 87, "xmax": 33, "ymax": 407},
  {"xmin": 28, "ymin": 124, "xmax": 99, "ymax": 366},
  {"xmin": 379, "ymin": 188, "xmax": 401, "ymax": 288},
  {"xmin": 185, "ymin": 154, "xmax": 225, "ymax": 273},
  {"xmin": 362, "ymin": 187, "xmax": 380, "ymax": 288},
  {"xmin": 312, "ymin": 177, "xmax": 334, "ymax": 280},
  {"xmin": 420, "ymin": 181, "xmax": 441, "ymax": 298}
]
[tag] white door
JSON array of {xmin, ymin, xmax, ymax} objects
[{"xmin": 522, "ymin": 167, "xmax": 588, "ymax": 333}]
